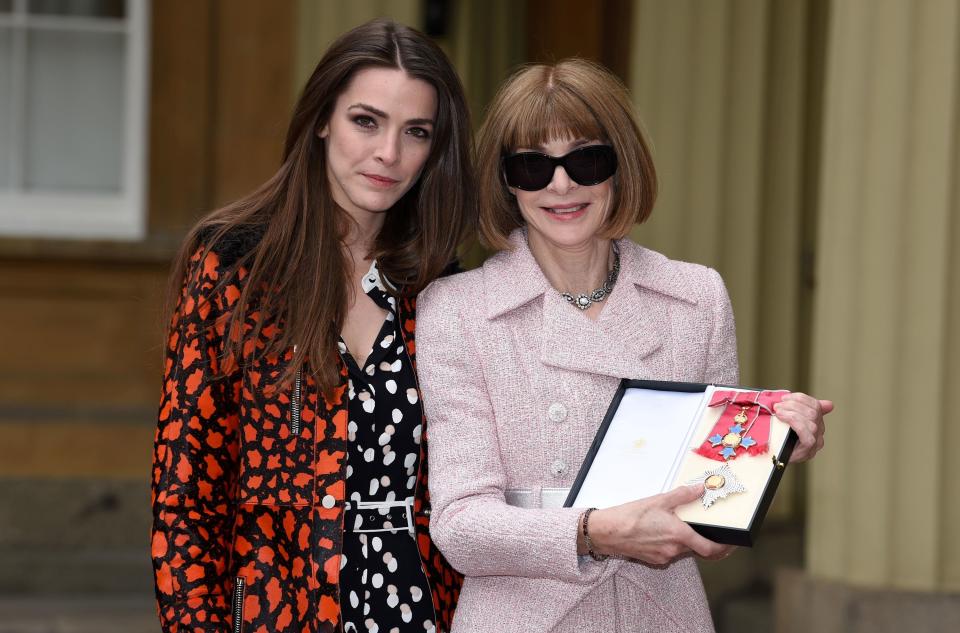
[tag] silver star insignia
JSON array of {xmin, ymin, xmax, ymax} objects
[{"xmin": 686, "ymin": 463, "xmax": 747, "ymax": 509}]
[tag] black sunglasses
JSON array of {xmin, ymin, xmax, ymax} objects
[{"xmin": 502, "ymin": 145, "xmax": 618, "ymax": 191}]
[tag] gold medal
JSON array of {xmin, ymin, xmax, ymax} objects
[
  {"xmin": 722, "ymin": 432, "xmax": 742, "ymax": 448},
  {"xmin": 688, "ymin": 463, "xmax": 747, "ymax": 509},
  {"xmin": 704, "ymin": 474, "xmax": 726, "ymax": 490}
]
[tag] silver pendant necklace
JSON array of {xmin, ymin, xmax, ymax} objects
[{"xmin": 561, "ymin": 243, "xmax": 621, "ymax": 311}]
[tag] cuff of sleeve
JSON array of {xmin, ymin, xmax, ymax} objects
[{"xmin": 551, "ymin": 508, "xmax": 607, "ymax": 584}]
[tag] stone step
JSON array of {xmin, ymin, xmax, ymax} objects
[
  {"xmin": 719, "ymin": 594, "xmax": 773, "ymax": 633},
  {"xmin": 0, "ymin": 595, "xmax": 157, "ymax": 633}
]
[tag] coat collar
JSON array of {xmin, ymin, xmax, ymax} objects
[
  {"xmin": 481, "ymin": 229, "xmax": 553, "ymax": 320},
  {"xmin": 482, "ymin": 228, "xmax": 699, "ymax": 378}
]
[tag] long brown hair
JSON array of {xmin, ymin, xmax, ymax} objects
[
  {"xmin": 165, "ymin": 19, "xmax": 475, "ymax": 395},
  {"xmin": 476, "ymin": 59, "xmax": 656, "ymax": 250}
]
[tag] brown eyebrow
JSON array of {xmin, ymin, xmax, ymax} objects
[{"xmin": 348, "ymin": 103, "xmax": 435, "ymax": 127}]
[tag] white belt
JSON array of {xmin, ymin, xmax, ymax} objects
[
  {"xmin": 344, "ymin": 497, "xmax": 416, "ymax": 535},
  {"xmin": 503, "ymin": 487, "xmax": 571, "ymax": 510}
]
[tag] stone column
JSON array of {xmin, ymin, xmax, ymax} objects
[
  {"xmin": 627, "ymin": 3, "xmax": 818, "ymax": 629},
  {"xmin": 628, "ymin": 0, "xmax": 810, "ymax": 395},
  {"xmin": 779, "ymin": 0, "xmax": 960, "ymax": 629},
  {"xmin": 628, "ymin": 0, "xmax": 812, "ymax": 528},
  {"xmin": 296, "ymin": 0, "xmax": 423, "ymax": 88},
  {"xmin": 447, "ymin": 0, "xmax": 526, "ymax": 126}
]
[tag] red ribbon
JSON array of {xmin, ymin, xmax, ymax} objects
[{"xmin": 694, "ymin": 389, "xmax": 789, "ymax": 461}]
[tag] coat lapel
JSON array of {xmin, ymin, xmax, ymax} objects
[{"xmin": 540, "ymin": 282, "xmax": 663, "ymax": 379}]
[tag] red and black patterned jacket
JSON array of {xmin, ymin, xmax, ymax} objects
[{"xmin": 151, "ymin": 237, "xmax": 462, "ymax": 633}]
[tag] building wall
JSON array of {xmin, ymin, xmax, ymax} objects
[{"xmin": 0, "ymin": 0, "xmax": 296, "ymax": 598}]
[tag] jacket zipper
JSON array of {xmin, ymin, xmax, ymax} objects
[
  {"xmin": 232, "ymin": 576, "xmax": 245, "ymax": 633},
  {"xmin": 396, "ymin": 311, "xmax": 439, "ymax": 629},
  {"xmin": 291, "ymin": 365, "xmax": 302, "ymax": 436},
  {"xmin": 290, "ymin": 345, "xmax": 302, "ymax": 437}
]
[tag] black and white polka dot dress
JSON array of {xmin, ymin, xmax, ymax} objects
[{"xmin": 339, "ymin": 262, "xmax": 436, "ymax": 633}]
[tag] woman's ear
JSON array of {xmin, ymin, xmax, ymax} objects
[{"xmin": 317, "ymin": 124, "xmax": 329, "ymax": 139}]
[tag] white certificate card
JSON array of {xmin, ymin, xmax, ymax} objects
[{"xmin": 570, "ymin": 387, "xmax": 712, "ymax": 509}]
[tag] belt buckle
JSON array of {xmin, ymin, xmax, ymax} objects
[
  {"xmin": 403, "ymin": 498, "xmax": 415, "ymax": 536},
  {"xmin": 352, "ymin": 498, "xmax": 416, "ymax": 536}
]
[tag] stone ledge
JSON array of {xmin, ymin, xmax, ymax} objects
[
  {"xmin": 775, "ymin": 568, "xmax": 960, "ymax": 633},
  {"xmin": 0, "ymin": 479, "xmax": 151, "ymax": 550},
  {"xmin": 0, "ymin": 478, "xmax": 153, "ymax": 595},
  {"xmin": 0, "ymin": 233, "xmax": 180, "ymax": 265},
  {"xmin": 698, "ymin": 520, "xmax": 803, "ymax": 632},
  {"xmin": 0, "ymin": 595, "xmax": 157, "ymax": 633}
]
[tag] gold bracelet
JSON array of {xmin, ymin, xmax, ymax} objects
[{"xmin": 582, "ymin": 507, "xmax": 608, "ymax": 561}]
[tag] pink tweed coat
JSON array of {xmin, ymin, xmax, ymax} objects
[{"xmin": 416, "ymin": 230, "xmax": 739, "ymax": 633}]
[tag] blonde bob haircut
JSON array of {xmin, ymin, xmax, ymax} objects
[{"xmin": 476, "ymin": 58, "xmax": 657, "ymax": 251}]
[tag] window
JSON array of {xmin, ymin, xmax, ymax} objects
[{"xmin": 0, "ymin": 0, "xmax": 149, "ymax": 240}]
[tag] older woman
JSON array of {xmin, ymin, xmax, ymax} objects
[{"xmin": 415, "ymin": 59, "xmax": 830, "ymax": 632}]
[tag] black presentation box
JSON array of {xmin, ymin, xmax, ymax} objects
[{"xmin": 564, "ymin": 379, "xmax": 798, "ymax": 546}]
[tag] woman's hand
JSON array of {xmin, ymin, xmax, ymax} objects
[
  {"xmin": 773, "ymin": 393, "xmax": 833, "ymax": 462},
  {"xmin": 585, "ymin": 485, "xmax": 730, "ymax": 565}
]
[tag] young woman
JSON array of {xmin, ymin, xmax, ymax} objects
[
  {"xmin": 151, "ymin": 19, "xmax": 470, "ymax": 633},
  {"xmin": 416, "ymin": 59, "xmax": 831, "ymax": 632}
]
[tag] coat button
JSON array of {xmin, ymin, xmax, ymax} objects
[
  {"xmin": 550, "ymin": 459, "xmax": 567, "ymax": 477},
  {"xmin": 548, "ymin": 402, "xmax": 567, "ymax": 423},
  {"xmin": 321, "ymin": 494, "xmax": 337, "ymax": 508}
]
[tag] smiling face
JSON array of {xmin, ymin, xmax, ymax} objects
[
  {"xmin": 509, "ymin": 137, "xmax": 615, "ymax": 253},
  {"xmin": 319, "ymin": 66, "xmax": 437, "ymax": 226}
]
